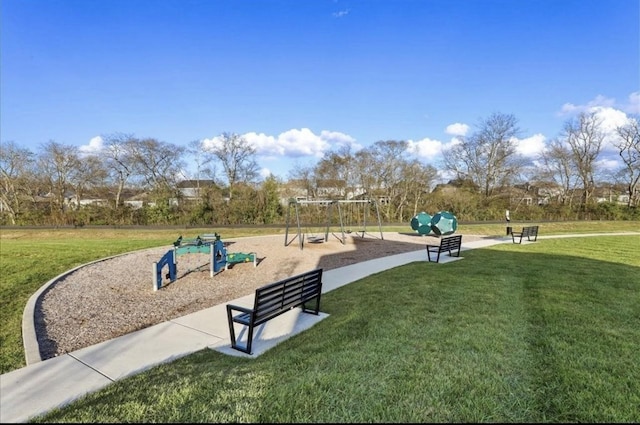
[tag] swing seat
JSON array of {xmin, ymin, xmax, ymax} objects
[{"xmin": 307, "ymin": 235, "xmax": 325, "ymax": 243}]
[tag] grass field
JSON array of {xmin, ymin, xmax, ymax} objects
[{"xmin": 1, "ymin": 221, "xmax": 639, "ymax": 422}]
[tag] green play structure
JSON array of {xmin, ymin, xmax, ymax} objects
[
  {"xmin": 410, "ymin": 211, "xmax": 458, "ymax": 236},
  {"xmin": 152, "ymin": 233, "xmax": 257, "ymax": 291}
]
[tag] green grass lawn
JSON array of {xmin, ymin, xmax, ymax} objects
[{"xmin": 12, "ymin": 226, "xmax": 638, "ymax": 423}]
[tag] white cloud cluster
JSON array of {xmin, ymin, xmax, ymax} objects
[
  {"xmin": 514, "ymin": 133, "xmax": 546, "ymax": 158},
  {"xmin": 626, "ymin": 91, "xmax": 640, "ymax": 114},
  {"xmin": 405, "ymin": 123, "xmax": 471, "ymax": 162},
  {"xmin": 240, "ymin": 128, "xmax": 359, "ymax": 159},
  {"xmin": 555, "ymin": 93, "xmax": 637, "ymax": 161},
  {"xmin": 445, "ymin": 123, "xmax": 469, "ymax": 136},
  {"xmin": 559, "ymin": 94, "xmax": 617, "ymax": 116},
  {"xmin": 406, "ymin": 137, "xmax": 443, "ymax": 159},
  {"xmin": 197, "ymin": 128, "xmax": 361, "ymax": 179},
  {"xmin": 332, "ymin": 9, "xmax": 350, "ymax": 18},
  {"xmin": 79, "ymin": 136, "xmax": 104, "ymax": 155}
]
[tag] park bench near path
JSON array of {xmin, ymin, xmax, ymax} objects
[
  {"xmin": 226, "ymin": 268, "xmax": 324, "ymax": 354},
  {"xmin": 511, "ymin": 225, "xmax": 539, "ymax": 244},
  {"xmin": 426, "ymin": 234, "xmax": 463, "ymax": 263}
]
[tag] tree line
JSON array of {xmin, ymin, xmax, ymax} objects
[{"xmin": 1, "ymin": 112, "xmax": 638, "ymax": 227}]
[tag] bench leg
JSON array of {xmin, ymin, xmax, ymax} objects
[
  {"xmin": 302, "ymin": 295, "xmax": 321, "ymax": 315},
  {"xmin": 245, "ymin": 324, "xmax": 254, "ymax": 355},
  {"xmin": 226, "ymin": 308, "xmax": 239, "ymax": 351},
  {"xmin": 229, "ymin": 323, "xmax": 253, "ymax": 355},
  {"xmin": 227, "ymin": 309, "xmax": 253, "ymax": 354}
]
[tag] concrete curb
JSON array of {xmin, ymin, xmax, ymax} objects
[{"xmin": 21, "ymin": 248, "xmax": 163, "ymax": 365}]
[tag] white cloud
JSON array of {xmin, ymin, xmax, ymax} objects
[
  {"xmin": 272, "ymin": 128, "xmax": 330, "ymax": 157},
  {"xmin": 247, "ymin": 128, "xmax": 360, "ymax": 158},
  {"xmin": 590, "ymin": 106, "xmax": 634, "ymax": 153},
  {"xmin": 558, "ymin": 94, "xmax": 617, "ymax": 116},
  {"xmin": 592, "ymin": 106, "xmax": 630, "ymax": 132},
  {"xmin": 259, "ymin": 167, "xmax": 272, "ymax": 179},
  {"xmin": 442, "ymin": 136, "xmax": 463, "ymax": 151},
  {"xmin": 332, "ymin": 9, "xmax": 350, "ymax": 18},
  {"xmin": 625, "ymin": 91, "xmax": 640, "ymax": 114},
  {"xmin": 319, "ymin": 130, "xmax": 361, "ymax": 150},
  {"xmin": 558, "ymin": 92, "xmax": 639, "ymax": 117},
  {"xmin": 596, "ymin": 158, "xmax": 621, "ymax": 171},
  {"xmin": 436, "ymin": 169, "xmax": 456, "ymax": 184},
  {"xmin": 515, "ymin": 133, "xmax": 546, "ymax": 158},
  {"xmin": 201, "ymin": 135, "xmax": 226, "ymax": 151},
  {"xmin": 556, "ymin": 94, "xmax": 636, "ymax": 156},
  {"xmin": 203, "ymin": 128, "xmax": 359, "ymax": 160},
  {"xmin": 79, "ymin": 136, "xmax": 104, "ymax": 155},
  {"xmin": 406, "ymin": 137, "xmax": 443, "ymax": 159},
  {"xmin": 241, "ymin": 132, "xmax": 281, "ymax": 156},
  {"xmin": 445, "ymin": 123, "xmax": 469, "ymax": 137}
]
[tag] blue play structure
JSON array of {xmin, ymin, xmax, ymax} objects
[{"xmin": 153, "ymin": 233, "xmax": 257, "ymax": 291}]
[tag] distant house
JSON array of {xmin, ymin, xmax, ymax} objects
[
  {"xmin": 177, "ymin": 180, "xmax": 218, "ymax": 199},
  {"xmin": 278, "ymin": 179, "xmax": 373, "ymax": 206},
  {"xmin": 278, "ymin": 179, "xmax": 312, "ymax": 205}
]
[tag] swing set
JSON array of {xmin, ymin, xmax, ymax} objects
[{"xmin": 284, "ymin": 198, "xmax": 384, "ymax": 250}]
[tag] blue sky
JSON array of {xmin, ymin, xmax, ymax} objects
[{"xmin": 2, "ymin": 0, "xmax": 639, "ymax": 181}]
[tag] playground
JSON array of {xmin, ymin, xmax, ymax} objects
[
  {"xmin": 153, "ymin": 233, "xmax": 258, "ymax": 291},
  {"xmin": 36, "ymin": 232, "xmax": 483, "ymax": 360}
]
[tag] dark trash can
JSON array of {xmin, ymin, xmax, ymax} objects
[{"xmin": 506, "ymin": 226, "xmax": 512, "ymax": 235}]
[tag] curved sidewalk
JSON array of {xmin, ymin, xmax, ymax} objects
[{"xmin": 2, "ymin": 234, "xmax": 637, "ymax": 423}]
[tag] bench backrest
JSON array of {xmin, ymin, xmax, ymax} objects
[
  {"xmin": 252, "ymin": 268, "xmax": 323, "ymax": 326},
  {"xmin": 522, "ymin": 225, "xmax": 538, "ymax": 236},
  {"xmin": 440, "ymin": 234, "xmax": 462, "ymax": 250}
]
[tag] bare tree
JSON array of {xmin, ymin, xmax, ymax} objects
[
  {"xmin": 352, "ymin": 140, "xmax": 409, "ymax": 221},
  {"xmin": 0, "ymin": 141, "xmax": 36, "ymax": 224},
  {"xmin": 102, "ymin": 133, "xmax": 139, "ymax": 208},
  {"xmin": 561, "ymin": 111, "xmax": 605, "ymax": 208},
  {"xmin": 537, "ymin": 137, "xmax": 580, "ymax": 206},
  {"xmin": 352, "ymin": 148, "xmax": 377, "ymax": 198},
  {"xmin": 38, "ymin": 141, "xmax": 82, "ymax": 221},
  {"xmin": 444, "ymin": 112, "xmax": 523, "ymax": 197},
  {"xmin": 128, "ymin": 137, "xmax": 186, "ymax": 196},
  {"xmin": 71, "ymin": 153, "xmax": 109, "ymax": 210},
  {"xmin": 313, "ymin": 145, "xmax": 356, "ymax": 199},
  {"xmin": 402, "ymin": 160, "xmax": 438, "ymax": 219},
  {"xmin": 204, "ymin": 132, "xmax": 259, "ymax": 200},
  {"xmin": 614, "ymin": 117, "xmax": 640, "ymax": 207},
  {"xmin": 287, "ymin": 162, "xmax": 316, "ymax": 199}
]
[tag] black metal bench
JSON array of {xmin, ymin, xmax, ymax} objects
[
  {"xmin": 226, "ymin": 268, "xmax": 323, "ymax": 354},
  {"xmin": 511, "ymin": 225, "xmax": 539, "ymax": 244},
  {"xmin": 426, "ymin": 234, "xmax": 462, "ymax": 262}
]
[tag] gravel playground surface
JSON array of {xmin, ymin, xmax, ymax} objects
[{"xmin": 36, "ymin": 232, "xmax": 486, "ymax": 360}]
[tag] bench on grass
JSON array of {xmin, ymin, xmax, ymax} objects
[
  {"xmin": 226, "ymin": 268, "xmax": 324, "ymax": 354},
  {"xmin": 511, "ymin": 225, "xmax": 539, "ymax": 244},
  {"xmin": 426, "ymin": 234, "xmax": 462, "ymax": 263}
]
